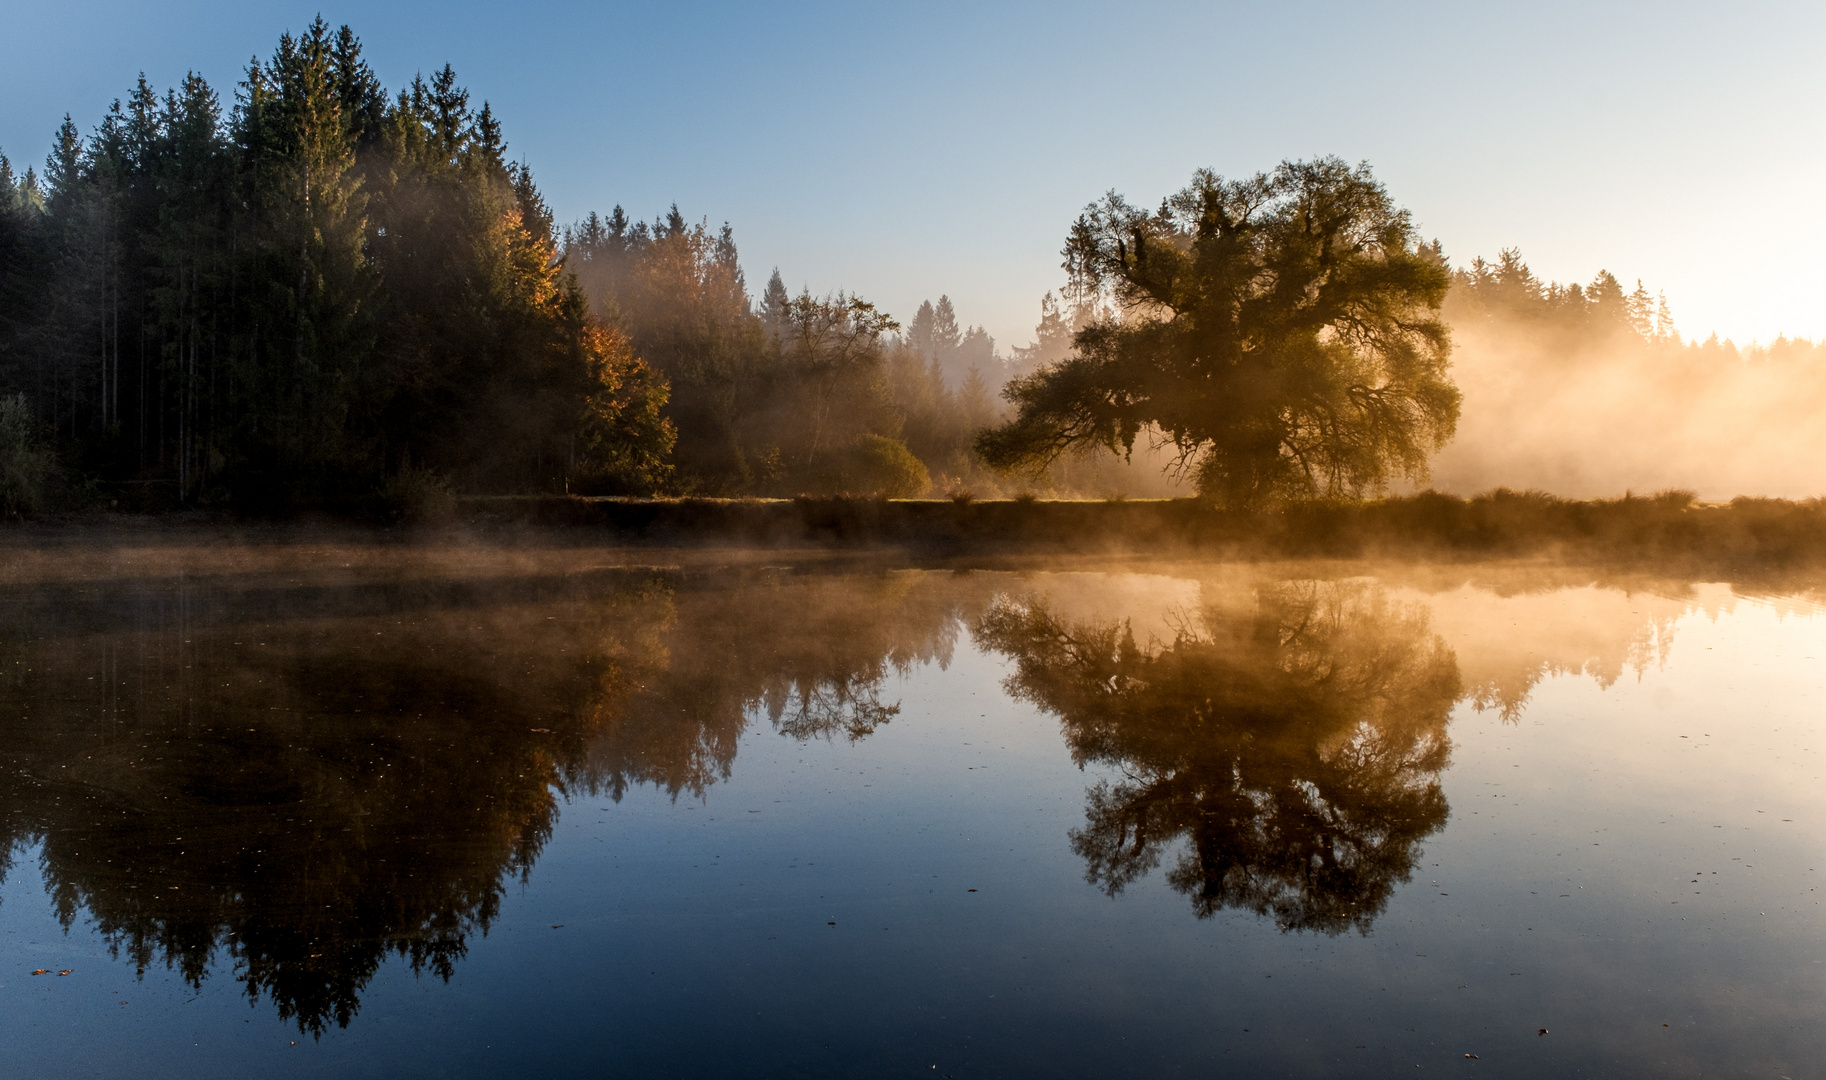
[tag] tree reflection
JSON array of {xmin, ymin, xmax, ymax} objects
[
  {"xmin": 0, "ymin": 565, "xmax": 981, "ymax": 1032},
  {"xmin": 975, "ymin": 580, "xmax": 1460, "ymax": 933},
  {"xmin": 0, "ymin": 554, "xmax": 1687, "ymax": 1028},
  {"xmin": 582, "ymin": 570, "xmax": 978, "ymax": 800}
]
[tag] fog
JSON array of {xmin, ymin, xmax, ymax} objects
[
  {"xmin": 991, "ymin": 250, "xmax": 1826, "ymax": 503},
  {"xmin": 1422, "ymin": 251, "xmax": 1826, "ymax": 501}
]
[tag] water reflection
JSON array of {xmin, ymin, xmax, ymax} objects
[
  {"xmin": 977, "ymin": 581, "xmax": 1458, "ymax": 932},
  {"xmin": 0, "ymin": 554, "xmax": 1745, "ymax": 1031},
  {"xmin": 0, "ymin": 566, "xmax": 979, "ymax": 1032},
  {"xmin": 584, "ymin": 571, "xmax": 979, "ymax": 800}
]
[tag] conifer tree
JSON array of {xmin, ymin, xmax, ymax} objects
[{"xmin": 0, "ymin": 20, "xmax": 676, "ymax": 505}]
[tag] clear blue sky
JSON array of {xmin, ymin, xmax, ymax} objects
[{"xmin": 4, "ymin": 0, "xmax": 1820, "ymax": 351}]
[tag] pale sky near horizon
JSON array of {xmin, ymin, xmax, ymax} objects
[{"xmin": 3, "ymin": 1, "xmax": 1820, "ymax": 353}]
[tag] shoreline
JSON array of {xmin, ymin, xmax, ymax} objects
[{"xmin": 3, "ymin": 490, "xmax": 1822, "ymax": 568}]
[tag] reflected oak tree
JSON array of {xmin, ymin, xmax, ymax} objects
[{"xmin": 975, "ymin": 580, "xmax": 1459, "ymax": 932}]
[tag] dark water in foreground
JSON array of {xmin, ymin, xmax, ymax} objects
[{"xmin": 0, "ymin": 540, "xmax": 1821, "ymax": 1078}]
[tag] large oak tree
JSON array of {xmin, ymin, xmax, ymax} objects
[{"xmin": 979, "ymin": 158, "xmax": 1460, "ymax": 508}]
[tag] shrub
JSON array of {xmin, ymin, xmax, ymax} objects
[
  {"xmin": 379, "ymin": 464, "xmax": 456, "ymax": 525},
  {"xmin": 0, "ymin": 395, "xmax": 54, "ymax": 517},
  {"xmin": 836, "ymin": 435, "xmax": 931, "ymax": 498}
]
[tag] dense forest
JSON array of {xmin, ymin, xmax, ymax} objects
[
  {"xmin": 559, "ymin": 209, "xmax": 1001, "ymax": 496},
  {"xmin": 0, "ymin": 20, "xmax": 1021, "ymax": 511},
  {"xmin": 0, "ymin": 21, "xmax": 680, "ymax": 512}
]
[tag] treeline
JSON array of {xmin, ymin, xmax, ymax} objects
[
  {"xmin": 1443, "ymin": 246, "xmax": 1679, "ymax": 342},
  {"xmin": 0, "ymin": 17, "xmax": 1029, "ymax": 508},
  {"xmin": 1431, "ymin": 248, "xmax": 1826, "ymax": 499},
  {"xmin": 561, "ymin": 209, "xmax": 1001, "ymax": 496},
  {"xmin": 11, "ymin": 25, "xmax": 1819, "ymax": 516},
  {"xmin": 0, "ymin": 19, "xmax": 671, "ymax": 511}
]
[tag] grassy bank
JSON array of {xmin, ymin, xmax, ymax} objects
[{"xmin": 453, "ymin": 489, "xmax": 1826, "ymax": 565}]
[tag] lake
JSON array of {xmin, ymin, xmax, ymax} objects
[{"xmin": 1, "ymin": 536, "xmax": 1821, "ymax": 1078}]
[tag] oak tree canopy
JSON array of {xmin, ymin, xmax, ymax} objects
[{"xmin": 978, "ymin": 158, "xmax": 1460, "ymax": 508}]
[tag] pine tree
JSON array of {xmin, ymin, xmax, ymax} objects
[
  {"xmin": 1654, "ymin": 292, "xmax": 1678, "ymax": 345},
  {"xmin": 931, "ymin": 295, "xmax": 962, "ymax": 359},
  {"xmin": 0, "ymin": 21, "xmax": 679, "ymax": 504},
  {"xmin": 906, "ymin": 300, "xmax": 937, "ymax": 358},
  {"xmin": 234, "ymin": 18, "xmax": 378, "ymax": 490},
  {"xmin": 760, "ymin": 269, "xmax": 790, "ymax": 337}
]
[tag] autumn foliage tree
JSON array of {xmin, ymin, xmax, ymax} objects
[{"xmin": 565, "ymin": 211, "xmax": 966, "ymax": 496}]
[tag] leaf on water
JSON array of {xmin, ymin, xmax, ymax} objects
[
  {"xmin": 30, "ymin": 969, "xmax": 49, "ymax": 975},
  {"xmin": 56, "ymin": 969, "xmax": 73, "ymax": 976}
]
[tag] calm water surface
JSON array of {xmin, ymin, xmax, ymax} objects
[{"xmin": 1, "ymin": 540, "xmax": 1822, "ymax": 1078}]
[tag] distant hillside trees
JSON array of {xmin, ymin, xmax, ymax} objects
[
  {"xmin": 1431, "ymin": 248, "xmax": 1826, "ymax": 499},
  {"xmin": 978, "ymin": 158, "xmax": 1461, "ymax": 509},
  {"xmin": 0, "ymin": 19, "xmax": 671, "ymax": 507},
  {"xmin": 564, "ymin": 210, "xmax": 998, "ymax": 496},
  {"xmin": 904, "ymin": 295, "xmax": 998, "ymax": 389}
]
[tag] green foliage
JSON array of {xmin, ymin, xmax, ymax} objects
[
  {"xmin": 566, "ymin": 209, "xmax": 768, "ymax": 490},
  {"xmin": 832, "ymin": 434, "xmax": 931, "ymax": 498},
  {"xmin": 566, "ymin": 215, "xmax": 1002, "ymax": 496},
  {"xmin": 0, "ymin": 393, "xmax": 55, "ymax": 516},
  {"xmin": 979, "ymin": 158, "xmax": 1461, "ymax": 509},
  {"xmin": 570, "ymin": 321, "xmax": 676, "ymax": 494},
  {"xmin": 378, "ymin": 462, "xmax": 455, "ymax": 524},
  {"xmin": 0, "ymin": 20, "xmax": 675, "ymax": 507}
]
